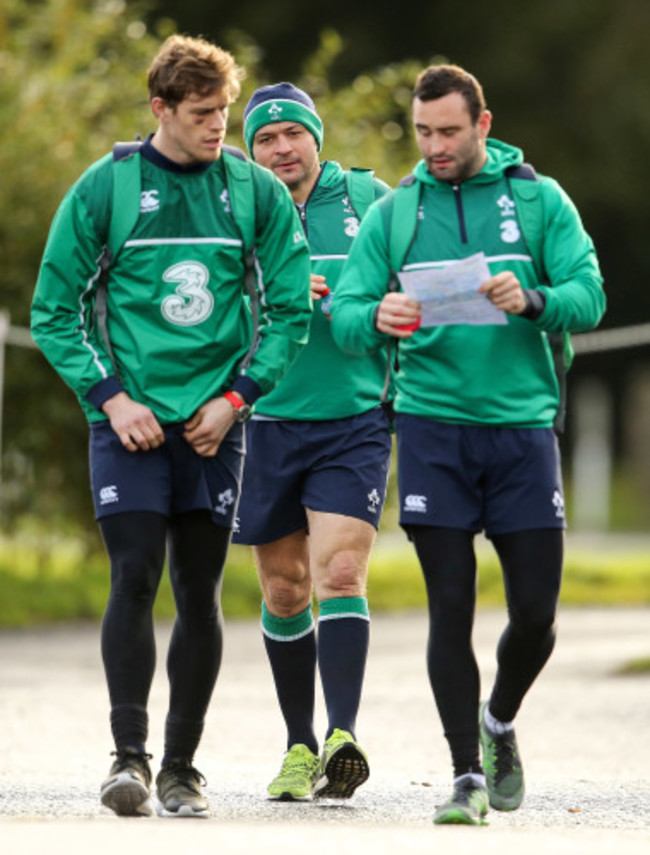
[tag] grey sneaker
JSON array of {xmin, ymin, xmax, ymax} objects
[
  {"xmin": 156, "ymin": 760, "xmax": 210, "ymax": 818},
  {"xmin": 313, "ymin": 729, "xmax": 369, "ymax": 799},
  {"xmin": 100, "ymin": 749, "xmax": 153, "ymax": 817},
  {"xmin": 479, "ymin": 701, "xmax": 525, "ymax": 810},
  {"xmin": 433, "ymin": 775, "xmax": 489, "ymax": 826}
]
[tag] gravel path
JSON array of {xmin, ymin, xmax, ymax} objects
[{"xmin": 1, "ymin": 606, "xmax": 648, "ymax": 852}]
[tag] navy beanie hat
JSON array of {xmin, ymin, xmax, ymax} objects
[{"xmin": 243, "ymin": 82, "xmax": 324, "ymax": 155}]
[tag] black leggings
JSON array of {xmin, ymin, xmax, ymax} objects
[
  {"xmin": 99, "ymin": 510, "xmax": 230, "ymax": 761},
  {"xmin": 409, "ymin": 526, "xmax": 563, "ymax": 776}
]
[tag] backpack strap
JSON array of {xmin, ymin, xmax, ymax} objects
[
  {"xmin": 506, "ymin": 162, "xmax": 572, "ymax": 434},
  {"xmin": 377, "ymin": 174, "xmax": 422, "ymax": 416},
  {"xmin": 222, "ymin": 146, "xmax": 256, "ymax": 253},
  {"xmin": 345, "ymin": 167, "xmax": 376, "ymax": 220},
  {"xmin": 94, "ymin": 141, "xmax": 144, "ymax": 375},
  {"xmin": 389, "ymin": 174, "xmax": 421, "ymax": 273},
  {"xmin": 505, "ymin": 163, "xmax": 546, "ymax": 282},
  {"xmin": 108, "ymin": 141, "xmax": 144, "ymax": 259},
  {"xmin": 221, "ymin": 146, "xmax": 260, "ymax": 372}
]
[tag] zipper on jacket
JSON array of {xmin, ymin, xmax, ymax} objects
[
  {"xmin": 295, "ymin": 163, "xmax": 326, "ymax": 240},
  {"xmin": 298, "ymin": 204, "xmax": 308, "ymax": 238},
  {"xmin": 453, "ymin": 185, "xmax": 468, "ymax": 244}
]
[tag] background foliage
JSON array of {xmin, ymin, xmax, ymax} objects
[
  {"xmin": 1, "ymin": 0, "xmax": 650, "ymax": 538},
  {"xmin": 1, "ymin": 531, "xmax": 648, "ymax": 627}
]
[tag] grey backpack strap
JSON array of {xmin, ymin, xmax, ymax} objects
[
  {"xmin": 95, "ymin": 140, "xmax": 144, "ymax": 375},
  {"xmin": 345, "ymin": 167, "xmax": 376, "ymax": 220},
  {"xmin": 506, "ymin": 162, "xmax": 571, "ymax": 434},
  {"xmin": 221, "ymin": 147, "xmax": 260, "ymax": 372}
]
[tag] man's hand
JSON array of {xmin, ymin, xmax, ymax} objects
[
  {"xmin": 102, "ymin": 391, "xmax": 165, "ymax": 452},
  {"xmin": 479, "ymin": 271, "xmax": 527, "ymax": 314},
  {"xmin": 310, "ymin": 273, "xmax": 329, "ymax": 301},
  {"xmin": 375, "ymin": 292, "xmax": 422, "ymax": 338},
  {"xmin": 183, "ymin": 397, "xmax": 237, "ymax": 457}
]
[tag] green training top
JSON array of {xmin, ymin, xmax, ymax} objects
[
  {"xmin": 32, "ymin": 144, "xmax": 311, "ymax": 424},
  {"xmin": 331, "ymin": 138, "xmax": 606, "ymax": 428},
  {"xmin": 253, "ymin": 160, "xmax": 390, "ymax": 420}
]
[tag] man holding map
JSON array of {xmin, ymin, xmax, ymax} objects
[{"xmin": 331, "ymin": 63, "xmax": 605, "ymax": 827}]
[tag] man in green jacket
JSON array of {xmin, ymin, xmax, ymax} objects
[
  {"xmin": 31, "ymin": 36, "xmax": 310, "ymax": 819},
  {"xmin": 332, "ymin": 64, "xmax": 605, "ymax": 826},
  {"xmin": 233, "ymin": 83, "xmax": 392, "ymax": 801}
]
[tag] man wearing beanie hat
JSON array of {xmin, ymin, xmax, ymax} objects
[
  {"xmin": 243, "ymin": 82, "xmax": 324, "ymax": 155},
  {"xmin": 233, "ymin": 82, "xmax": 391, "ymax": 802}
]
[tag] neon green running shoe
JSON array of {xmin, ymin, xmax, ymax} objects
[
  {"xmin": 433, "ymin": 776, "xmax": 489, "ymax": 826},
  {"xmin": 312, "ymin": 729, "xmax": 369, "ymax": 799},
  {"xmin": 267, "ymin": 744, "xmax": 321, "ymax": 801},
  {"xmin": 479, "ymin": 701, "xmax": 525, "ymax": 811}
]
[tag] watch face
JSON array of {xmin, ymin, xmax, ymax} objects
[{"xmin": 236, "ymin": 404, "xmax": 252, "ymax": 422}]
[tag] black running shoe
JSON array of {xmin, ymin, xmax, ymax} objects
[
  {"xmin": 100, "ymin": 749, "xmax": 153, "ymax": 817},
  {"xmin": 156, "ymin": 760, "xmax": 210, "ymax": 818}
]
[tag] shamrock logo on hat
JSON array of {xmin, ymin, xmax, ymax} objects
[{"xmin": 268, "ymin": 103, "xmax": 283, "ymax": 120}]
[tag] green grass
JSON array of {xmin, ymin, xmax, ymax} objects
[
  {"xmin": 0, "ymin": 530, "xmax": 649, "ymax": 628},
  {"xmin": 368, "ymin": 541, "xmax": 650, "ymax": 608},
  {"xmin": 613, "ymin": 657, "xmax": 650, "ymax": 675},
  {"xmin": 0, "ymin": 536, "xmax": 263, "ymax": 627}
]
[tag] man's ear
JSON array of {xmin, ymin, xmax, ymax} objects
[
  {"xmin": 478, "ymin": 109, "xmax": 492, "ymax": 140},
  {"xmin": 151, "ymin": 96, "xmax": 168, "ymax": 121}
]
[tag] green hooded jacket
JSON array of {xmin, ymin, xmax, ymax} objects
[{"xmin": 331, "ymin": 139, "xmax": 606, "ymax": 428}]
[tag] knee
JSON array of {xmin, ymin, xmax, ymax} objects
[
  {"xmin": 110, "ymin": 550, "xmax": 161, "ymax": 602},
  {"xmin": 316, "ymin": 550, "xmax": 367, "ymax": 600},
  {"xmin": 510, "ymin": 608, "xmax": 557, "ymax": 645},
  {"xmin": 172, "ymin": 575, "xmax": 221, "ymax": 622},
  {"xmin": 263, "ymin": 574, "xmax": 312, "ymax": 617}
]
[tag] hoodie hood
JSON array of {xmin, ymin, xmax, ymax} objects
[{"xmin": 414, "ymin": 137, "xmax": 524, "ymax": 187}]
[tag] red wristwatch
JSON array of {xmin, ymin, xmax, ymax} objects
[{"xmin": 223, "ymin": 390, "xmax": 251, "ymax": 423}]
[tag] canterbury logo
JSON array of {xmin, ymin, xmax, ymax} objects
[
  {"xmin": 140, "ymin": 190, "xmax": 160, "ymax": 213},
  {"xmin": 404, "ymin": 494, "xmax": 427, "ymax": 513},
  {"xmin": 99, "ymin": 485, "xmax": 119, "ymax": 505}
]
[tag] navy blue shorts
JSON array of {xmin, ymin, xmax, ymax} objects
[
  {"xmin": 232, "ymin": 407, "xmax": 392, "ymax": 545},
  {"xmin": 89, "ymin": 420, "xmax": 244, "ymax": 527},
  {"xmin": 396, "ymin": 415, "xmax": 566, "ymax": 535}
]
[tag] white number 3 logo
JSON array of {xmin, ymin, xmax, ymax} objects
[
  {"xmin": 500, "ymin": 220, "xmax": 521, "ymax": 244},
  {"xmin": 161, "ymin": 261, "xmax": 214, "ymax": 326}
]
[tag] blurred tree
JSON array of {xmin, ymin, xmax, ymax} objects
[{"xmin": 0, "ymin": 0, "xmax": 170, "ymax": 531}]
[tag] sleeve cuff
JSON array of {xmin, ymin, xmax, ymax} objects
[
  {"xmin": 372, "ymin": 304, "xmax": 381, "ymax": 330},
  {"xmin": 230, "ymin": 376, "xmax": 263, "ymax": 405},
  {"xmin": 85, "ymin": 376, "xmax": 124, "ymax": 411},
  {"xmin": 520, "ymin": 289, "xmax": 547, "ymax": 320}
]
